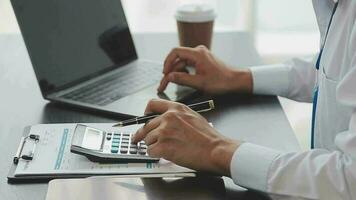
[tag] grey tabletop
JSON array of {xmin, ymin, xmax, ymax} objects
[{"xmin": 0, "ymin": 32, "xmax": 300, "ymax": 200}]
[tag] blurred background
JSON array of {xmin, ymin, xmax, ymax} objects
[{"xmin": 0, "ymin": 0, "xmax": 317, "ymax": 150}]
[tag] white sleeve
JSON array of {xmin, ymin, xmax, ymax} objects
[
  {"xmin": 250, "ymin": 56, "xmax": 317, "ymax": 103},
  {"xmin": 230, "ymin": 66, "xmax": 356, "ymax": 200}
]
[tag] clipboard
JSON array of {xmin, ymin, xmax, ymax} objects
[
  {"xmin": 7, "ymin": 124, "xmax": 195, "ymax": 184},
  {"xmin": 7, "ymin": 126, "xmax": 92, "ymax": 183}
]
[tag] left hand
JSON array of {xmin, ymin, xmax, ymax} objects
[{"xmin": 131, "ymin": 99, "xmax": 241, "ymax": 176}]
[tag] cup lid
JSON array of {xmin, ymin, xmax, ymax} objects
[{"xmin": 175, "ymin": 4, "xmax": 216, "ymax": 23}]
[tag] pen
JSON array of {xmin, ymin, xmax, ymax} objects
[{"xmin": 112, "ymin": 100, "xmax": 215, "ymax": 127}]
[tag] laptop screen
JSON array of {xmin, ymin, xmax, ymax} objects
[{"xmin": 12, "ymin": 0, "xmax": 137, "ymax": 95}]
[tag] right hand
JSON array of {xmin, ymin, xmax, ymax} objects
[
  {"xmin": 157, "ymin": 45, "xmax": 253, "ymax": 95},
  {"xmin": 132, "ymin": 99, "xmax": 241, "ymax": 176}
]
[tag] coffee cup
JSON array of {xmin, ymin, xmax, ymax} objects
[{"xmin": 175, "ymin": 4, "xmax": 216, "ymax": 49}]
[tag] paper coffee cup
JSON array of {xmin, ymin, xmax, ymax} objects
[{"xmin": 175, "ymin": 4, "xmax": 216, "ymax": 49}]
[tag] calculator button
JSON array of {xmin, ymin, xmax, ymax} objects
[
  {"xmin": 107, "ymin": 133, "xmax": 112, "ymax": 136},
  {"xmin": 111, "ymin": 143, "xmax": 119, "ymax": 148},
  {"xmin": 111, "ymin": 147, "xmax": 119, "ymax": 153},
  {"xmin": 106, "ymin": 136, "xmax": 112, "ymax": 140},
  {"xmin": 120, "ymin": 147, "xmax": 128, "ymax": 154},
  {"xmin": 122, "ymin": 137, "xmax": 130, "ymax": 141},
  {"xmin": 121, "ymin": 142, "xmax": 129, "ymax": 147},
  {"xmin": 129, "ymin": 148, "xmax": 137, "ymax": 154},
  {"xmin": 123, "ymin": 133, "xmax": 130, "ymax": 137},
  {"xmin": 138, "ymin": 149, "xmax": 146, "ymax": 155},
  {"xmin": 112, "ymin": 138, "xmax": 120, "ymax": 143},
  {"xmin": 130, "ymin": 144, "xmax": 138, "ymax": 149}
]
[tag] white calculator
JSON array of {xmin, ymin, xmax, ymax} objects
[{"xmin": 70, "ymin": 124, "xmax": 159, "ymax": 163}]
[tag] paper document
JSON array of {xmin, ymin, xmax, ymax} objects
[{"xmin": 14, "ymin": 123, "xmax": 194, "ymax": 177}]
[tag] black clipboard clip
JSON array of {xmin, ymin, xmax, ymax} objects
[{"xmin": 13, "ymin": 134, "xmax": 40, "ymax": 164}]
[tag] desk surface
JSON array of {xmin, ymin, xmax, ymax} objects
[{"xmin": 0, "ymin": 32, "xmax": 300, "ymax": 200}]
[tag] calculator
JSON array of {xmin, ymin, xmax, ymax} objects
[{"xmin": 70, "ymin": 124, "xmax": 159, "ymax": 163}]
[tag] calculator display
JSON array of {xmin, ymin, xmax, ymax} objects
[
  {"xmin": 71, "ymin": 124, "xmax": 159, "ymax": 163},
  {"xmin": 81, "ymin": 127, "xmax": 104, "ymax": 150}
]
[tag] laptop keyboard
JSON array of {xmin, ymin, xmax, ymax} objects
[{"xmin": 61, "ymin": 65, "xmax": 161, "ymax": 106}]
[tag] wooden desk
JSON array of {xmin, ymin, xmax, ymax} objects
[{"xmin": 0, "ymin": 32, "xmax": 300, "ymax": 200}]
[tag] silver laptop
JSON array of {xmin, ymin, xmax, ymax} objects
[{"xmin": 11, "ymin": 0, "xmax": 195, "ymax": 117}]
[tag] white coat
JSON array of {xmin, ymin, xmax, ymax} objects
[{"xmin": 230, "ymin": 0, "xmax": 356, "ymax": 199}]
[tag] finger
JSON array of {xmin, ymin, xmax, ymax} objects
[
  {"xmin": 131, "ymin": 117, "xmax": 161, "ymax": 143},
  {"xmin": 157, "ymin": 75, "xmax": 170, "ymax": 93},
  {"xmin": 144, "ymin": 99, "xmax": 182, "ymax": 115},
  {"xmin": 147, "ymin": 143, "xmax": 161, "ymax": 158},
  {"xmin": 157, "ymin": 61, "xmax": 189, "ymax": 92},
  {"xmin": 163, "ymin": 47, "xmax": 198, "ymax": 75},
  {"xmin": 166, "ymin": 72, "xmax": 201, "ymax": 89},
  {"xmin": 144, "ymin": 130, "xmax": 159, "ymax": 145},
  {"xmin": 171, "ymin": 59, "xmax": 188, "ymax": 73}
]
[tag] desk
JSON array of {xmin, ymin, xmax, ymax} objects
[{"xmin": 0, "ymin": 32, "xmax": 300, "ymax": 200}]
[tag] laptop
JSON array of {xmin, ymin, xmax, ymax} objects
[{"xmin": 11, "ymin": 0, "xmax": 195, "ymax": 117}]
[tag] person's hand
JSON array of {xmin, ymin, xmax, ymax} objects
[
  {"xmin": 157, "ymin": 45, "xmax": 253, "ymax": 95},
  {"xmin": 131, "ymin": 99, "xmax": 241, "ymax": 176}
]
